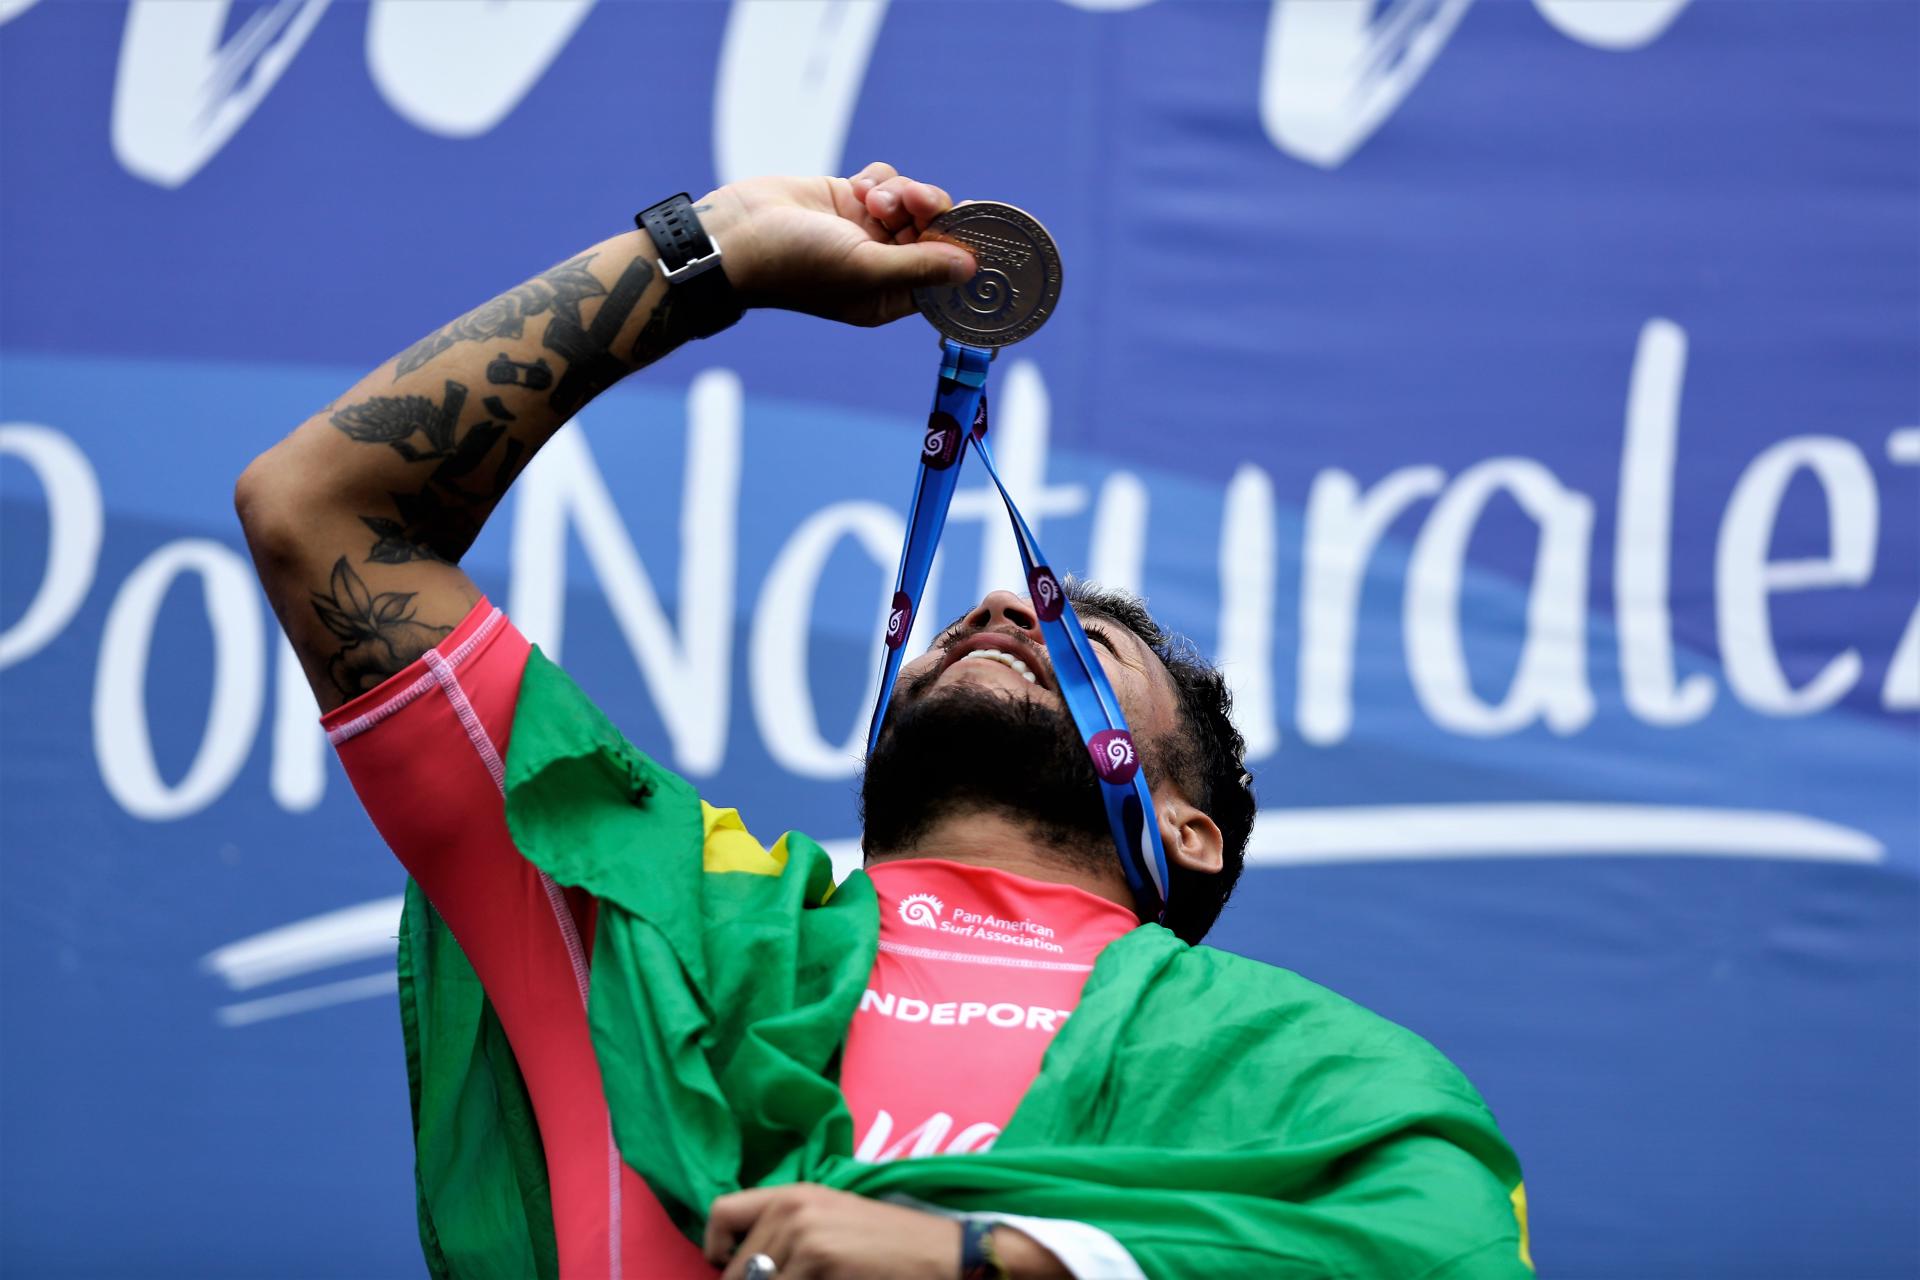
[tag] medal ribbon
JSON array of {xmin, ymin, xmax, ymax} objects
[{"xmin": 866, "ymin": 339, "xmax": 1172, "ymax": 917}]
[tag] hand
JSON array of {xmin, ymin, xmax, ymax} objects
[
  {"xmin": 698, "ymin": 162, "xmax": 978, "ymax": 327},
  {"xmin": 705, "ymin": 1183, "xmax": 960, "ymax": 1280}
]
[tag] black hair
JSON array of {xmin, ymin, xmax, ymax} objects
[{"xmin": 1064, "ymin": 580, "xmax": 1256, "ymax": 945}]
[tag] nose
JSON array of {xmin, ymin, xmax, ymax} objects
[{"xmin": 963, "ymin": 589, "xmax": 1045, "ymax": 645}]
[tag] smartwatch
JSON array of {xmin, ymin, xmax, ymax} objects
[{"xmin": 634, "ymin": 193, "xmax": 742, "ymax": 339}]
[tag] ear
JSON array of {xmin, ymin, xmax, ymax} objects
[{"xmin": 1156, "ymin": 793, "xmax": 1223, "ymax": 876}]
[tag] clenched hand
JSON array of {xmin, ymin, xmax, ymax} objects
[{"xmin": 698, "ymin": 161, "xmax": 978, "ymax": 327}]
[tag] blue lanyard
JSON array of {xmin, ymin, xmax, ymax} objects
[{"xmin": 865, "ymin": 340, "xmax": 1172, "ymax": 918}]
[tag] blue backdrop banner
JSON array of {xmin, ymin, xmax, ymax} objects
[{"xmin": 2, "ymin": 2, "xmax": 1915, "ymax": 1276}]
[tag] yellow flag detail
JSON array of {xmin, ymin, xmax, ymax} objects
[
  {"xmin": 1511, "ymin": 1182, "xmax": 1532, "ymax": 1270},
  {"xmin": 700, "ymin": 802, "xmax": 789, "ymax": 877}
]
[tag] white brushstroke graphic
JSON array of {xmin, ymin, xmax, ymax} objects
[{"xmin": 205, "ymin": 803, "xmax": 1884, "ymax": 1025}]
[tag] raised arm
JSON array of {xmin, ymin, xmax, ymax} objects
[{"xmin": 236, "ymin": 165, "xmax": 974, "ymax": 712}]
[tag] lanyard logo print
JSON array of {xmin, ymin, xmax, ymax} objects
[
  {"xmin": 865, "ymin": 340, "xmax": 1172, "ymax": 917},
  {"xmin": 921, "ymin": 414, "xmax": 964, "ymax": 469}
]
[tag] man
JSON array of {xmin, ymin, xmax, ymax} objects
[{"xmin": 238, "ymin": 163, "xmax": 1530, "ymax": 1279}]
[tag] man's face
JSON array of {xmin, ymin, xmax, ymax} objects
[
  {"xmin": 860, "ymin": 589, "xmax": 1188, "ymax": 864},
  {"xmin": 891, "ymin": 589, "xmax": 1183, "ymax": 745}
]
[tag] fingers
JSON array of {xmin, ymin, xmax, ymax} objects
[
  {"xmin": 848, "ymin": 160, "xmax": 897, "ymax": 196},
  {"xmin": 850, "ymin": 237, "xmax": 976, "ymax": 291},
  {"xmin": 847, "ymin": 162, "xmax": 954, "ymax": 237},
  {"xmin": 710, "ymin": 1188, "xmax": 802, "ymax": 1280},
  {"xmin": 717, "ymin": 1219, "xmax": 781, "ymax": 1280},
  {"xmin": 706, "ymin": 1188, "xmax": 776, "ymax": 1267},
  {"xmin": 900, "ymin": 179, "xmax": 953, "ymax": 225},
  {"xmin": 864, "ymin": 179, "xmax": 913, "ymax": 233},
  {"xmin": 864, "ymin": 176, "xmax": 932, "ymax": 233}
]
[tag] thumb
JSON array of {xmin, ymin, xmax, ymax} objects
[{"xmin": 852, "ymin": 239, "xmax": 976, "ymax": 289}]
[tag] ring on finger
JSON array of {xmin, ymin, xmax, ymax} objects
[{"xmin": 743, "ymin": 1252, "xmax": 778, "ymax": 1280}]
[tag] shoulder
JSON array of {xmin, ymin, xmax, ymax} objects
[
  {"xmin": 1065, "ymin": 931, "xmax": 1530, "ymax": 1270},
  {"xmin": 1129, "ymin": 930, "xmax": 1492, "ymax": 1108},
  {"xmin": 1076, "ymin": 930, "xmax": 1526, "ymax": 1200},
  {"xmin": 504, "ymin": 646, "xmax": 845, "ymax": 910}
]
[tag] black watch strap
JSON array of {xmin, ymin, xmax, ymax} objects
[
  {"xmin": 635, "ymin": 193, "xmax": 742, "ymax": 339},
  {"xmin": 959, "ymin": 1218, "xmax": 1006, "ymax": 1280}
]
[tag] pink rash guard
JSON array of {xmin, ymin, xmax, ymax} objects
[
  {"xmin": 844, "ymin": 860, "xmax": 1138, "ymax": 1163},
  {"xmin": 326, "ymin": 599, "xmax": 1140, "ymax": 1278}
]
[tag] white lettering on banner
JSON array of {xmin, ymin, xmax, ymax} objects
[
  {"xmin": 946, "ymin": 362, "xmax": 1088, "ymax": 604},
  {"xmin": 1617, "ymin": 319, "xmax": 1716, "ymax": 725},
  {"xmin": 752, "ymin": 501, "xmax": 904, "ymax": 779},
  {"xmin": 7, "ymin": 320, "xmax": 1912, "ymax": 842},
  {"xmin": 1260, "ymin": 0, "xmax": 1694, "ymax": 167},
  {"xmin": 94, "ymin": 540, "xmax": 264, "ymax": 821},
  {"xmin": 1533, "ymin": 0, "xmax": 1694, "ymax": 51},
  {"xmin": 1884, "ymin": 429, "xmax": 1920, "ymax": 711},
  {"xmin": 1716, "ymin": 437, "xmax": 1877, "ymax": 715},
  {"xmin": 1406, "ymin": 459, "xmax": 1596, "ymax": 737},
  {"xmin": 714, "ymin": 0, "xmax": 892, "ymax": 184},
  {"xmin": 509, "ymin": 371, "xmax": 741, "ymax": 775},
  {"xmin": 1298, "ymin": 465, "xmax": 1447, "ymax": 745},
  {"xmin": 102, "ymin": 0, "xmax": 1698, "ymax": 189},
  {"xmin": 271, "ymin": 632, "xmax": 326, "ymax": 813},
  {"xmin": 1260, "ymin": 0, "xmax": 1479, "ymax": 170},
  {"xmin": 112, "ymin": 0, "xmax": 333, "ymax": 189},
  {"xmin": 1088, "ymin": 471, "xmax": 1149, "ymax": 593},
  {"xmin": 0, "ymin": 424, "xmax": 103, "ymax": 671},
  {"xmin": 367, "ymin": 0, "xmax": 596, "ymax": 138},
  {"xmin": 1219, "ymin": 465, "xmax": 1281, "ymax": 759}
]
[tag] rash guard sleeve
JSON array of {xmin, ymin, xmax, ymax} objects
[{"xmin": 322, "ymin": 599, "xmax": 712, "ymax": 1279}]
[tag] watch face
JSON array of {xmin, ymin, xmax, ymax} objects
[{"xmin": 914, "ymin": 201, "xmax": 1063, "ymax": 347}]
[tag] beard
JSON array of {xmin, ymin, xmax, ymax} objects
[{"xmin": 860, "ymin": 670, "xmax": 1115, "ymax": 873}]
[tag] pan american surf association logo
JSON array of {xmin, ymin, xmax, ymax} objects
[
  {"xmin": 894, "ymin": 893, "xmax": 1067, "ymax": 955},
  {"xmin": 898, "ymin": 892, "xmax": 943, "ymax": 929}
]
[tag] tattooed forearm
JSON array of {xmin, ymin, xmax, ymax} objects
[
  {"xmin": 359, "ymin": 430, "xmax": 528, "ymax": 564},
  {"xmin": 392, "ymin": 246, "xmax": 696, "ymax": 420},
  {"xmin": 324, "ymin": 241, "xmax": 693, "ymax": 569},
  {"xmin": 309, "ymin": 557, "xmax": 453, "ymax": 699},
  {"xmin": 249, "ymin": 227, "xmax": 717, "ymax": 716},
  {"xmin": 329, "ymin": 377, "xmax": 528, "ymax": 564},
  {"xmin": 544, "ymin": 256, "xmax": 656, "ymax": 417},
  {"xmin": 394, "ymin": 253, "xmax": 609, "ymax": 379},
  {"xmin": 486, "ymin": 354, "xmax": 553, "ymax": 390},
  {"xmin": 331, "ymin": 379, "xmax": 467, "ymax": 461},
  {"xmin": 629, "ymin": 289, "xmax": 692, "ymax": 368}
]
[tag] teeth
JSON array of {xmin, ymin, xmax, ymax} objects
[{"xmin": 960, "ymin": 649, "xmax": 1038, "ymax": 683}]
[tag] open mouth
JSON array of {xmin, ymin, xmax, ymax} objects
[
  {"xmin": 938, "ymin": 632, "xmax": 1054, "ymax": 691},
  {"xmin": 954, "ymin": 647, "xmax": 1038, "ymax": 683}
]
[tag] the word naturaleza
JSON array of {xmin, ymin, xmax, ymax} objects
[{"xmin": 2, "ymin": 317, "xmax": 1915, "ymax": 824}]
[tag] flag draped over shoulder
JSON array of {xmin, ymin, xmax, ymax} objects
[
  {"xmin": 402, "ymin": 647, "xmax": 1533, "ymax": 1279},
  {"xmin": 397, "ymin": 881, "xmax": 558, "ymax": 1280}
]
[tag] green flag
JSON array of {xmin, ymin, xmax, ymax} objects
[{"xmin": 402, "ymin": 647, "xmax": 1533, "ymax": 1278}]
